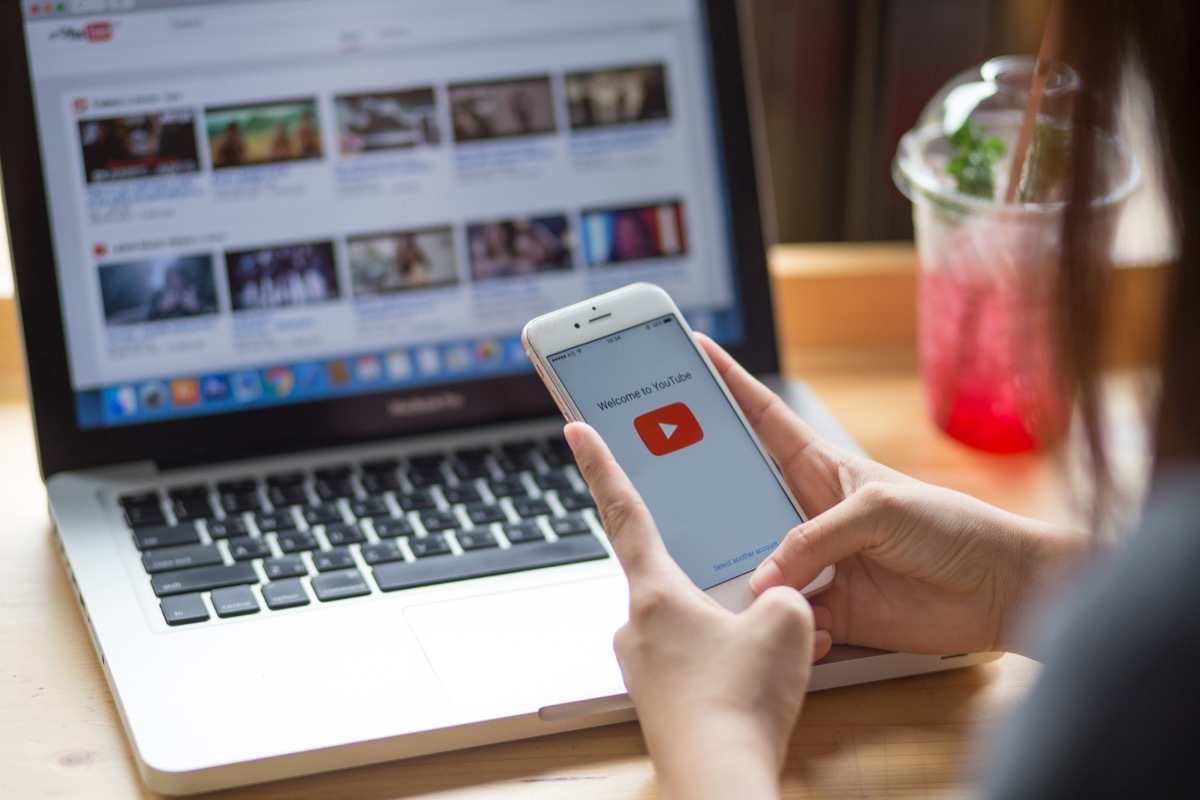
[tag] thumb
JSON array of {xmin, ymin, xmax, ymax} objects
[
  {"xmin": 564, "ymin": 422, "xmax": 688, "ymax": 589},
  {"xmin": 749, "ymin": 483, "xmax": 897, "ymax": 594}
]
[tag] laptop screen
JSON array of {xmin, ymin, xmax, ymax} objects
[{"xmin": 16, "ymin": 0, "xmax": 749, "ymax": 431}]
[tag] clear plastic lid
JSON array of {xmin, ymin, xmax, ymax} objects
[{"xmin": 894, "ymin": 55, "xmax": 1137, "ymax": 215}]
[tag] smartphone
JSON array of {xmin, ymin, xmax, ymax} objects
[{"xmin": 523, "ymin": 283, "xmax": 834, "ymax": 610}]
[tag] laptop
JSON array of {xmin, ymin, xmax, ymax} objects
[{"xmin": 0, "ymin": 0, "xmax": 998, "ymax": 794}]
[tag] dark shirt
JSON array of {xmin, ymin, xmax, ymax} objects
[{"xmin": 982, "ymin": 464, "xmax": 1200, "ymax": 798}]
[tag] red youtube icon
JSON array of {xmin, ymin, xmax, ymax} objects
[{"xmin": 634, "ymin": 402, "xmax": 704, "ymax": 456}]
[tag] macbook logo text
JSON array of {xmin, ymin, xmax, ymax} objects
[{"xmin": 386, "ymin": 392, "xmax": 467, "ymax": 419}]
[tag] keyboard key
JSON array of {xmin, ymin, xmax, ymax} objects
[
  {"xmin": 221, "ymin": 491, "xmax": 262, "ymax": 513},
  {"xmin": 395, "ymin": 489, "xmax": 436, "ymax": 511},
  {"xmin": 453, "ymin": 460, "xmax": 491, "ymax": 480},
  {"xmin": 487, "ymin": 476, "xmax": 527, "ymax": 498},
  {"xmin": 151, "ymin": 562, "xmax": 258, "ymax": 597},
  {"xmin": 167, "ymin": 484, "xmax": 208, "ymax": 500},
  {"xmin": 360, "ymin": 472, "xmax": 399, "ymax": 493},
  {"xmin": 171, "ymin": 495, "xmax": 215, "ymax": 521},
  {"xmin": 550, "ymin": 514, "xmax": 592, "ymax": 537},
  {"xmin": 268, "ymin": 484, "xmax": 309, "ymax": 506},
  {"xmin": 442, "ymin": 485, "xmax": 482, "ymax": 504},
  {"xmin": 512, "ymin": 497, "xmax": 551, "ymax": 518},
  {"xmin": 420, "ymin": 510, "xmax": 458, "ymax": 532},
  {"xmin": 557, "ymin": 491, "xmax": 596, "ymax": 511},
  {"xmin": 456, "ymin": 529, "xmax": 498, "ymax": 551},
  {"xmin": 263, "ymin": 578, "xmax": 310, "ymax": 610},
  {"xmin": 324, "ymin": 523, "xmax": 366, "ymax": 547},
  {"xmin": 216, "ymin": 478, "xmax": 258, "ymax": 494},
  {"xmin": 142, "ymin": 543, "xmax": 223, "ymax": 573},
  {"xmin": 504, "ymin": 521, "xmax": 544, "ymax": 544},
  {"xmin": 313, "ymin": 465, "xmax": 353, "ymax": 481},
  {"xmin": 254, "ymin": 510, "xmax": 294, "ymax": 532},
  {"xmin": 303, "ymin": 503, "xmax": 343, "ymax": 526},
  {"xmin": 263, "ymin": 555, "xmax": 307, "ymax": 579},
  {"xmin": 374, "ymin": 518, "xmax": 414, "ymax": 539},
  {"xmin": 348, "ymin": 497, "xmax": 389, "ymax": 519},
  {"xmin": 466, "ymin": 503, "xmax": 506, "ymax": 525},
  {"xmin": 120, "ymin": 491, "xmax": 160, "ymax": 509},
  {"xmin": 276, "ymin": 530, "xmax": 318, "ymax": 553},
  {"xmin": 315, "ymin": 478, "xmax": 355, "ymax": 501},
  {"xmin": 454, "ymin": 446, "xmax": 491, "ymax": 463},
  {"xmin": 361, "ymin": 542, "xmax": 404, "ymax": 565},
  {"xmin": 409, "ymin": 534, "xmax": 451, "ymax": 558},
  {"xmin": 374, "ymin": 536, "xmax": 609, "ymax": 593},
  {"xmin": 228, "ymin": 536, "xmax": 271, "ymax": 561},
  {"xmin": 498, "ymin": 441, "xmax": 538, "ymax": 471},
  {"xmin": 361, "ymin": 458, "xmax": 399, "ymax": 475},
  {"xmin": 133, "ymin": 523, "xmax": 200, "ymax": 551},
  {"xmin": 265, "ymin": 471, "xmax": 305, "ymax": 487},
  {"xmin": 211, "ymin": 585, "xmax": 259, "ymax": 618},
  {"xmin": 161, "ymin": 594, "xmax": 209, "ymax": 625},
  {"xmin": 313, "ymin": 547, "xmax": 355, "ymax": 572},
  {"xmin": 312, "ymin": 569, "xmax": 371, "ymax": 602},
  {"xmin": 535, "ymin": 471, "xmax": 573, "ymax": 491},
  {"xmin": 124, "ymin": 504, "xmax": 166, "ymax": 529},
  {"xmin": 542, "ymin": 438, "xmax": 573, "ymax": 467},
  {"xmin": 206, "ymin": 518, "xmax": 248, "ymax": 539}
]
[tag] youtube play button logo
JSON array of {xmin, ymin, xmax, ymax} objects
[{"xmin": 634, "ymin": 402, "xmax": 704, "ymax": 456}]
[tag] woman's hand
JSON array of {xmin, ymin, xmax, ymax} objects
[
  {"xmin": 565, "ymin": 422, "xmax": 825, "ymax": 800},
  {"xmin": 699, "ymin": 335, "xmax": 1092, "ymax": 657}
]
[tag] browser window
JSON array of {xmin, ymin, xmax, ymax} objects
[{"xmin": 19, "ymin": 0, "xmax": 743, "ymax": 428}]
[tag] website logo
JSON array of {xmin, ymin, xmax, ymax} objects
[
  {"xmin": 86, "ymin": 21, "xmax": 112, "ymax": 41},
  {"xmin": 47, "ymin": 20, "xmax": 114, "ymax": 43},
  {"xmin": 634, "ymin": 402, "xmax": 704, "ymax": 456}
]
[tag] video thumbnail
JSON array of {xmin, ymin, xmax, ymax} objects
[
  {"xmin": 565, "ymin": 64, "xmax": 670, "ymax": 130},
  {"xmin": 580, "ymin": 201, "xmax": 687, "ymax": 266},
  {"xmin": 348, "ymin": 227, "xmax": 459, "ymax": 296},
  {"xmin": 79, "ymin": 110, "xmax": 201, "ymax": 184},
  {"xmin": 467, "ymin": 215, "xmax": 573, "ymax": 281},
  {"xmin": 205, "ymin": 98, "xmax": 323, "ymax": 169},
  {"xmin": 224, "ymin": 241, "xmax": 340, "ymax": 311},
  {"xmin": 98, "ymin": 254, "xmax": 218, "ymax": 325},
  {"xmin": 448, "ymin": 76, "xmax": 556, "ymax": 143},
  {"xmin": 334, "ymin": 88, "xmax": 440, "ymax": 154}
]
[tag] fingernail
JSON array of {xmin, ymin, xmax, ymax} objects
[{"xmin": 749, "ymin": 559, "xmax": 783, "ymax": 594}]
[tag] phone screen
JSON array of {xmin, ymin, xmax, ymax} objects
[{"xmin": 548, "ymin": 314, "xmax": 800, "ymax": 590}]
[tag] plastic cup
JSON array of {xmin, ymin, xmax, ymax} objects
[{"xmin": 894, "ymin": 56, "xmax": 1138, "ymax": 453}]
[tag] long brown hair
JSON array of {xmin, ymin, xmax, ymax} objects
[{"xmin": 1059, "ymin": 0, "xmax": 1200, "ymax": 521}]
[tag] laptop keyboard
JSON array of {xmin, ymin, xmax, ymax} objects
[{"xmin": 117, "ymin": 437, "xmax": 610, "ymax": 626}]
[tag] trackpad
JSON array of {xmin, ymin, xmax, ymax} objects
[{"xmin": 405, "ymin": 576, "xmax": 630, "ymax": 718}]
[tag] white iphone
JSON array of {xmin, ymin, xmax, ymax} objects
[{"xmin": 523, "ymin": 282, "xmax": 834, "ymax": 610}]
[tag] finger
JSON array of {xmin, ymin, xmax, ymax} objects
[
  {"xmin": 747, "ymin": 585, "xmax": 816, "ymax": 658},
  {"xmin": 749, "ymin": 485, "xmax": 892, "ymax": 594},
  {"xmin": 697, "ymin": 334, "xmax": 850, "ymax": 515},
  {"xmin": 812, "ymin": 630, "xmax": 833, "ymax": 662},
  {"xmin": 564, "ymin": 422, "xmax": 689, "ymax": 588}
]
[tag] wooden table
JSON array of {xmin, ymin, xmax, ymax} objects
[{"xmin": 0, "ymin": 356, "xmax": 1059, "ymax": 799}]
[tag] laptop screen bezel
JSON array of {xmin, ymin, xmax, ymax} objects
[{"xmin": 0, "ymin": 0, "xmax": 779, "ymax": 480}]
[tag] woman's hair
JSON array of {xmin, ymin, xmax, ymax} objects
[{"xmin": 1059, "ymin": 0, "xmax": 1199, "ymax": 520}]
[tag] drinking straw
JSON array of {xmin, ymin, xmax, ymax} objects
[{"xmin": 1004, "ymin": 0, "xmax": 1065, "ymax": 204}]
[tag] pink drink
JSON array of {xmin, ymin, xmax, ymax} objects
[{"xmin": 919, "ymin": 266, "xmax": 1062, "ymax": 453}]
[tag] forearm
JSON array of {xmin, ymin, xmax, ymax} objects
[
  {"xmin": 644, "ymin": 712, "xmax": 784, "ymax": 800},
  {"xmin": 997, "ymin": 518, "xmax": 1097, "ymax": 656}
]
